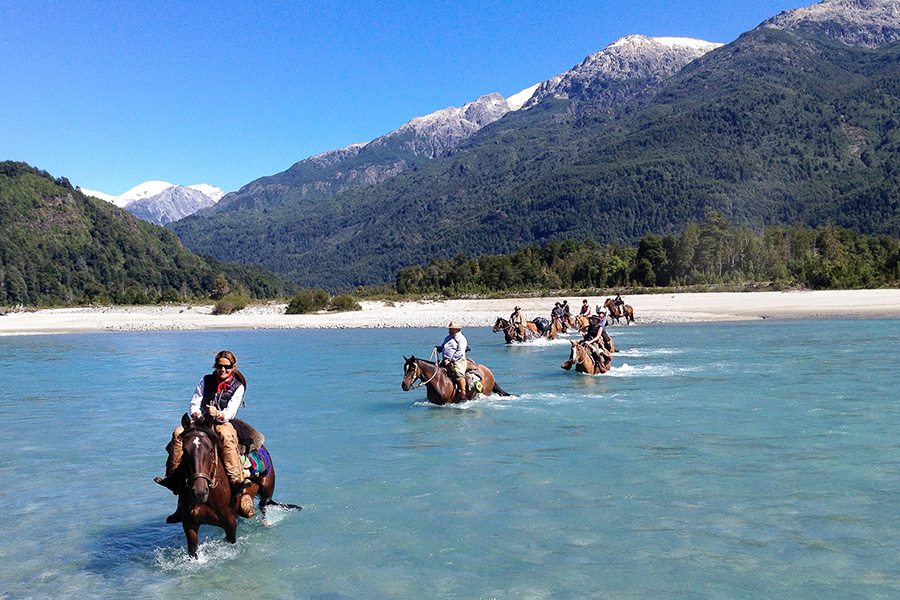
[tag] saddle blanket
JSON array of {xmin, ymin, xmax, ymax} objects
[{"xmin": 240, "ymin": 445, "xmax": 272, "ymax": 477}]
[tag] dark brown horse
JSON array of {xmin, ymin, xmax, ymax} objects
[
  {"xmin": 563, "ymin": 341, "xmax": 612, "ymax": 375},
  {"xmin": 401, "ymin": 356, "xmax": 510, "ymax": 405},
  {"xmin": 173, "ymin": 417, "xmax": 299, "ymax": 558},
  {"xmin": 604, "ymin": 298, "xmax": 635, "ymax": 324},
  {"xmin": 492, "ymin": 317, "xmax": 541, "ymax": 343}
]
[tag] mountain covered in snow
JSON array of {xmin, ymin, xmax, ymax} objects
[
  {"xmin": 79, "ymin": 181, "xmax": 224, "ymax": 226},
  {"xmin": 761, "ymin": 0, "xmax": 900, "ymax": 47},
  {"xmin": 523, "ymin": 35, "xmax": 722, "ymax": 109}
]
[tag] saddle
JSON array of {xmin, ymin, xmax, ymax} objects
[
  {"xmin": 442, "ymin": 359, "xmax": 485, "ymax": 395},
  {"xmin": 231, "ymin": 418, "xmax": 265, "ymax": 455}
]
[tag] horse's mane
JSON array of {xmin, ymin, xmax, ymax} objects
[{"xmin": 182, "ymin": 419, "xmax": 222, "ymax": 446}]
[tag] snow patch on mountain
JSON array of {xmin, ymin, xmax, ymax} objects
[
  {"xmin": 524, "ymin": 34, "xmax": 721, "ymax": 109},
  {"xmin": 506, "ymin": 84, "xmax": 540, "ymax": 111},
  {"xmin": 761, "ymin": 0, "xmax": 900, "ymax": 47},
  {"xmin": 77, "ymin": 180, "xmax": 225, "ymax": 225}
]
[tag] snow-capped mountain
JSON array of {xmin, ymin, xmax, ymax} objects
[
  {"xmin": 116, "ymin": 180, "xmax": 174, "ymax": 208},
  {"xmin": 524, "ymin": 34, "xmax": 722, "ymax": 109},
  {"xmin": 125, "ymin": 185, "xmax": 220, "ymax": 226},
  {"xmin": 761, "ymin": 0, "xmax": 900, "ymax": 48},
  {"xmin": 79, "ymin": 181, "xmax": 224, "ymax": 225}
]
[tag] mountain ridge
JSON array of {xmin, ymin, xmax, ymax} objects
[{"xmin": 171, "ymin": 0, "xmax": 900, "ymax": 288}]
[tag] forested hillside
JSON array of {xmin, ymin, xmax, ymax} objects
[
  {"xmin": 0, "ymin": 162, "xmax": 293, "ymax": 306},
  {"xmin": 172, "ymin": 26, "xmax": 900, "ymax": 289},
  {"xmin": 395, "ymin": 212, "xmax": 900, "ymax": 294}
]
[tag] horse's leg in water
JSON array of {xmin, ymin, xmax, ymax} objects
[
  {"xmin": 257, "ymin": 472, "xmax": 274, "ymax": 515},
  {"xmin": 223, "ymin": 512, "xmax": 237, "ymax": 544},
  {"xmin": 183, "ymin": 523, "xmax": 200, "ymax": 558}
]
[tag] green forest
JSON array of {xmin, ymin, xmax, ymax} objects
[
  {"xmin": 395, "ymin": 212, "xmax": 900, "ymax": 295},
  {"xmin": 0, "ymin": 162, "xmax": 294, "ymax": 307}
]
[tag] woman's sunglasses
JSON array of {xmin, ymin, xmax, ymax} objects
[{"xmin": 214, "ymin": 363, "xmax": 234, "ymax": 370}]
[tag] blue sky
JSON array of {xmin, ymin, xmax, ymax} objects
[{"xmin": 2, "ymin": 0, "xmax": 810, "ymax": 194}]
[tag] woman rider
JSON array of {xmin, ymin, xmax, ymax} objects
[{"xmin": 154, "ymin": 350, "xmax": 255, "ymax": 518}]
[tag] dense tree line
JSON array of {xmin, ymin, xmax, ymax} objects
[
  {"xmin": 395, "ymin": 212, "xmax": 900, "ymax": 295},
  {"xmin": 0, "ymin": 162, "xmax": 295, "ymax": 307}
]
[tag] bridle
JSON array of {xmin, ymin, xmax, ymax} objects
[
  {"xmin": 183, "ymin": 429, "xmax": 219, "ymax": 489},
  {"xmin": 406, "ymin": 351, "xmax": 440, "ymax": 390}
]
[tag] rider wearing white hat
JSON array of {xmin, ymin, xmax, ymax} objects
[{"xmin": 435, "ymin": 321, "xmax": 468, "ymax": 399}]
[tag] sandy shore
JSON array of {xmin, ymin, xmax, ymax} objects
[{"xmin": 0, "ymin": 289, "xmax": 897, "ymax": 336}]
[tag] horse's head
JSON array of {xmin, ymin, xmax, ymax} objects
[
  {"xmin": 604, "ymin": 298, "xmax": 614, "ymax": 309},
  {"xmin": 492, "ymin": 317, "xmax": 507, "ymax": 333},
  {"xmin": 401, "ymin": 355, "xmax": 419, "ymax": 391},
  {"xmin": 180, "ymin": 421, "xmax": 221, "ymax": 504}
]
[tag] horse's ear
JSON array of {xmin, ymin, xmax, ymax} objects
[
  {"xmin": 181, "ymin": 412, "xmax": 191, "ymax": 429},
  {"xmin": 403, "ymin": 355, "xmax": 408, "ymax": 361}
]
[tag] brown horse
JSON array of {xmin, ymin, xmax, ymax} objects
[
  {"xmin": 604, "ymin": 298, "xmax": 635, "ymax": 324},
  {"xmin": 548, "ymin": 316, "xmax": 564, "ymax": 340},
  {"xmin": 573, "ymin": 315, "xmax": 590, "ymax": 332},
  {"xmin": 401, "ymin": 355, "xmax": 510, "ymax": 405},
  {"xmin": 173, "ymin": 417, "xmax": 299, "ymax": 558},
  {"xmin": 492, "ymin": 317, "xmax": 540, "ymax": 343},
  {"xmin": 563, "ymin": 341, "xmax": 612, "ymax": 375}
]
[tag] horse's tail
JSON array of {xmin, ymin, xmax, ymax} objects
[
  {"xmin": 261, "ymin": 498, "xmax": 302, "ymax": 511},
  {"xmin": 492, "ymin": 382, "xmax": 511, "ymax": 396}
]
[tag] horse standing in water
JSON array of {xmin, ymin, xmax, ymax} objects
[
  {"xmin": 173, "ymin": 416, "xmax": 299, "ymax": 558},
  {"xmin": 492, "ymin": 317, "xmax": 541, "ymax": 343},
  {"xmin": 573, "ymin": 315, "xmax": 590, "ymax": 332},
  {"xmin": 564, "ymin": 341, "xmax": 612, "ymax": 375},
  {"xmin": 604, "ymin": 298, "xmax": 635, "ymax": 324},
  {"xmin": 401, "ymin": 356, "xmax": 510, "ymax": 405}
]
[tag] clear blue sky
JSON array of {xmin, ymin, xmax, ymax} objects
[{"xmin": 1, "ymin": 0, "xmax": 810, "ymax": 194}]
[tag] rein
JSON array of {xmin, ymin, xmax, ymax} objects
[{"xmin": 409, "ymin": 349, "xmax": 441, "ymax": 390}]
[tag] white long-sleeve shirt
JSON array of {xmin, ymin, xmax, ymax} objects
[
  {"xmin": 437, "ymin": 332, "xmax": 467, "ymax": 362},
  {"xmin": 189, "ymin": 376, "xmax": 245, "ymax": 423}
]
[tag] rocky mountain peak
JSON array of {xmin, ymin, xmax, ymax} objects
[
  {"xmin": 374, "ymin": 93, "xmax": 512, "ymax": 158},
  {"xmin": 524, "ymin": 34, "xmax": 721, "ymax": 108},
  {"xmin": 760, "ymin": 0, "xmax": 900, "ymax": 47}
]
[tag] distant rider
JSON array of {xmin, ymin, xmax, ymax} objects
[
  {"xmin": 579, "ymin": 299, "xmax": 592, "ymax": 317},
  {"xmin": 510, "ymin": 306, "xmax": 527, "ymax": 340}
]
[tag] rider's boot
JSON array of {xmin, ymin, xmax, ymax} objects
[
  {"xmin": 560, "ymin": 360, "xmax": 573, "ymax": 370},
  {"xmin": 154, "ymin": 460, "xmax": 182, "ymax": 494},
  {"xmin": 154, "ymin": 473, "xmax": 181, "ymax": 494},
  {"xmin": 165, "ymin": 508, "xmax": 182, "ymax": 524},
  {"xmin": 239, "ymin": 494, "xmax": 256, "ymax": 519},
  {"xmin": 456, "ymin": 379, "xmax": 467, "ymax": 401},
  {"xmin": 154, "ymin": 429, "xmax": 184, "ymax": 494}
]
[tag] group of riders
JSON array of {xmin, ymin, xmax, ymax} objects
[
  {"xmin": 510, "ymin": 295, "xmax": 627, "ymax": 372},
  {"xmin": 155, "ymin": 294, "xmax": 629, "ymax": 527}
]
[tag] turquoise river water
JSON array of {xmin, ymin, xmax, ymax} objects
[{"xmin": 1, "ymin": 318, "xmax": 899, "ymax": 599}]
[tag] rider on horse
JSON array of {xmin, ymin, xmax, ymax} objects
[
  {"xmin": 510, "ymin": 306, "xmax": 527, "ymax": 341},
  {"xmin": 561, "ymin": 315, "xmax": 611, "ymax": 370},
  {"xmin": 155, "ymin": 350, "xmax": 255, "ymax": 519},
  {"xmin": 435, "ymin": 321, "xmax": 468, "ymax": 399}
]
